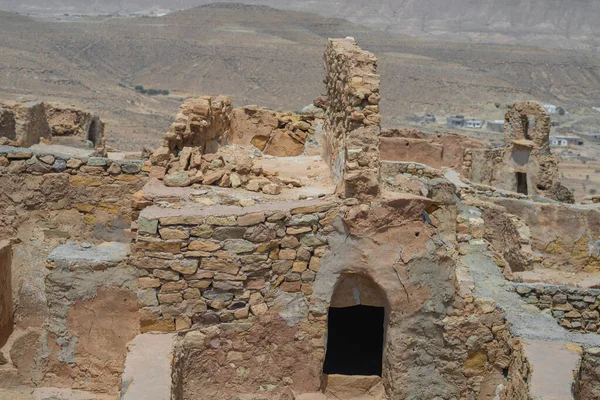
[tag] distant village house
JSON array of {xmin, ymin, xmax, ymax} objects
[{"xmin": 550, "ymin": 135, "xmax": 584, "ymax": 146}]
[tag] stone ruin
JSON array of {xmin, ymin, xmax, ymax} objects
[
  {"xmin": 0, "ymin": 38, "xmax": 600, "ymax": 400},
  {"xmin": 0, "ymin": 100, "xmax": 105, "ymax": 154}
]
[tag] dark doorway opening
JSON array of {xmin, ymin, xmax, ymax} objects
[
  {"xmin": 516, "ymin": 172, "xmax": 528, "ymax": 195},
  {"xmin": 323, "ymin": 305, "xmax": 384, "ymax": 376}
]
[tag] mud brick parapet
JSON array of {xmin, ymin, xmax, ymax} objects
[{"xmin": 323, "ymin": 38, "xmax": 381, "ymax": 199}]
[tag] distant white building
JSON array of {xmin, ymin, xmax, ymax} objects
[
  {"xmin": 550, "ymin": 135, "xmax": 584, "ymax": 146},
  {"xmin": 543, "ymin": 104, "xmax": 558, "ymax": 114},
  {"xmin": 465, "ymin": 119, "xmax": 484, "ymax": 129}
]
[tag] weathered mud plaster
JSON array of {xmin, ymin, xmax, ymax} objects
[
  {"xmin": 315, "ymin": 214, "xmax": 462, "ymax": 399},
  {"xmin": 41, "ymin": 242, "xmax": 140, "ymax": 393}
]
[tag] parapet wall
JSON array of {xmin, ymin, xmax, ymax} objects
[
  {"xmin": 513, "ymin": 283, "xmax": 600, "ymax": 334},
  {"xmin": 0, "ymin": 241, "xmax": 12, "ymax": 348},
  {"xmin": 323, "ymin": 38, "xmax": 381, "ymax": 198}
]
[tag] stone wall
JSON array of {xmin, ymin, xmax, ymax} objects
[
  {"xmin": 480, "ymin": 206, "xmax": 534, "ymax": 273},
  {"xmin": 0, "ymin": 147, "xmax": 148, "ymax": 393},
  {"xmin": 0, "ymin": 241, "xmax": 12, "ymax": 348},
  {"xmin": 0, "ymin": 101, "xmax": 52, "ymax": 148},
  {"xmin": 229, "ymin": 106, "xmax": 320, "ymax": 157},
  {"xmin": 132, "ymin": 199, "xmax": 338, "ymax": 332},
  {"xmin": 0, "ymin": 146, "xmax": 147, "ymax": 240},
  {"xmin": 151, "ymin": 96, "xmax": 232, "ymax": 161},
  {"xmin": 463, "ymin": 102, "xmax": 572, "ymax": 202},
  {"xmin": 380, "ymin": 128, "xmax": 485, "ymax": 170},
  {"xmin": 0, "ymin": 101, "xmax": 105, "ymax": 152},
  {"xmin": 576, "ymin": 349, "xmax": 600, "ymax": 399},
  {"xmin": 493, "ymin": 198, "xmax": 600, "ymax": 272},
  {"xmin": 513, "ymin": 283, "xmax": 600, "ymax": 334},
  {"xmin": 0, "ymin": 146, "xmax": 147, "ymax": 344},
  {"xmin": 130, "ymin": 192, "xmax": 534, "ymax": 399},
  {"xmin": 44, "ymin": 102, "xmax": 105, "ymax": 147},
  {"xmin": 323, "ymin": 38, "xmax": 381, "ymax": 199}
]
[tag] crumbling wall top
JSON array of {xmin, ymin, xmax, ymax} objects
[
  {"xmin": 504, "ymin": 101, "xmax": 551, "ymax": 150},
  {"xmin": 323, "ymin": 38, "xmax": 381, "ymax": 199}
]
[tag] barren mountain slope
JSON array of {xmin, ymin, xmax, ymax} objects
[
  {"xmin": 2, "ymin": 0, "xmax": 599, "ymax": 50},
  {"xmin": 0, "ymin": 4, "xmax": 599, "ymax": 151}
]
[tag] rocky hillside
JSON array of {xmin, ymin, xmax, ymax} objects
[
  {"xmin": 2, "ymin": 0, "xmax": 600, "ymax": 50},
  {"xmin": 0, "ymin": 4, "xmax": 599, "ymax": 151}
]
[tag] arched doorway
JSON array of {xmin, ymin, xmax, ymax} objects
[{"xmin": 323, "ymin": 273, "xmax": 388, "ymax": 377}]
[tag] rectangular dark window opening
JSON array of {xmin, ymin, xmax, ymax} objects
[
  {"xmin": 516, "ymin": 172, "xmax": 528, "ymax": 195},
  {"xmin": 323, "ymin": 305, "xmax": 384, "ymax": 377}
]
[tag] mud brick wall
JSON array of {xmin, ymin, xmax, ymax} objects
[
  {"xmin": 513, "ymin": 284, "xmax": 600, "ymax": 334},
  {"xmin": 323, "ymin": 38, "xmax": 381, "ymax": 199},
  {"xmin": 0, "ymin": 241, "xmax": 12, "ymax": 347},
  {"xmin": 132, "ymin": 201, "xmax": 339, "ymax": 332}
]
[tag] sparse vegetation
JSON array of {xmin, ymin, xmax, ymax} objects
[
  {"xmin": 591, "ymin": 189, "xmax": 598, "ymax": 195},
  {"xmin": 134, "ymin": 85, "xmax": 169, "ymax": 96}
]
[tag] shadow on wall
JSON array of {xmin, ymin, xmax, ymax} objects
[{"xmin": 0, "ymin": 241, "xmax": 12, "ymax": 348}]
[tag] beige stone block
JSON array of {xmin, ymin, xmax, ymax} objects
[
  {"xmin": 161, "ymin": 280, "xmax": 188, "ymax": 292},
  {"xmin": 292, "ymin": 261, "xmax": 308, "ymax": 273},
  {"xmin": 309, "ymin": 257, "xmax": 321, "ymax": 272},
  {"xmin": 189, "ymin": 280, "xmax": 212, "ymax": 289},
  {"xmin": 280, "ymin": 281, "xmax": 301, "ymax": 293},
  {"xmin": 189, "ymin": 240, "xmax": 221, "ymax": 252},
  {"xmin": 237, "ymin": 212, "xmax": 266, "ymax": 227},
  {"xmin": 158, "ymin": 293, "xmax": 183, "ymax": 304},
  {"xmin": 183, "ymin": 289, "xmax": 201, "ymax": 300},
  {"xmin": 206, "ymin": 216, "xmax": 237, "ymax": 226},
  {"xmin": 250, "ymin": 303, "xmax": 268, "ymax": 316},
  {"xmin": 279, "ymin": 249, "xmax": 296, "ymax": 260},
  {"xmin": 159, "ymin": 228, "xmax": 189, "ymax": 240},
  {"xmin": 201, "ymin": 258, "xmax": 240, "ymax": 275},
  {"xmin": 70, "ymin": 175, "xmax": 102, "ymax": 187},
  {"xmin": 138, "ymin": 277, "xmax": 161, "ymax": 289},
  {"xmin": 287, "ymin": 226, "xmax": 312, "ymax": 235}
]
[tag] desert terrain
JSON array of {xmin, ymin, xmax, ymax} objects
[
  {"xmin": 1, "ymin": 4, "xmax": 600, "ymax": 151},
  {"xmin": 1, "ymin": 3, "xmax": 600, "ymax": 198},
  {"xmin": 3, "ymin": 0, "xmax": 600, "ymax": 50}
]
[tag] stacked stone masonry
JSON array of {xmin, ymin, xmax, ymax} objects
[
  {"xmin": 513, "ymin": 283, "xmax": 600, "ymax": 334},
  {"xmin": 0, "ymin": 146, "xmax": 148, "ymax": 240},
  {"xmin": 133, "ymin": 201, "xmax": 338, "ymax": 331},
  {"xmin": 323, "ymin": 38, "xmax": 381, "ymax": 198}
]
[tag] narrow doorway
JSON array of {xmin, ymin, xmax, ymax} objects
[
  {"xmin": 516, "ymin": 172, "xmax": 528, "ymax": 195},
  {"xmin": 323, "ymin": 305, "xmax": 385, "ymax": 376}
]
